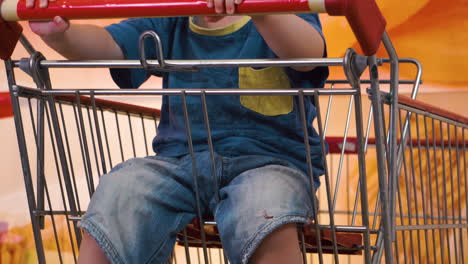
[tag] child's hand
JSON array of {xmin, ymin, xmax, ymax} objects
[
  {"xmin": 29, "ymin": 16, "xmax": 70, "ymax": 38},
  {"xmin": 26, "ymin": 0, "xmax": 53, "ymax": 8},
  {"xmin": 25, "ymin": 0, "xmax": 69, "ymax": 38},
  {"xmin": 206, "ymin": 0, "xmax": 244, "ymax": 15}
]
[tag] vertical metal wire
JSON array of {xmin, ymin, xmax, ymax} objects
[
  {"xmin": 57, "ymin": 102, "xmax": 83, "ymax": 221},
  {"xmin": 408, "ymin": 117, "xmax": 423, "ymax": 264},
  {"xmin": 463, "ymin": 128, "xmax": 468, "ymax": 261},
  {"xmin": 351, "ymin": 104, "xmax": 374, "ymax": 227},
  {"xmin": 414, "ymin": 113, "xmax": 431, "ymax": 262},
  {"xmin": 447, "ymin": 124, "xmax": 459, "ymax": 263},
  {"xmin": 71, "ymin": 102, "xmax": 93, "ymax": 201},
  {"xmin": 127, "ymin": 112, "xmax": 137, "ymax": 157},
  {"xmin": 331, "ymin": 96, "xmax": 354, "ymax": 212},
  {"xmin": 182, "ymin": 228, "xmax": 192, "ymax": 264},
  {"xmin": 200, "ymin": 92, "xmax": 220, "ymax": 203},
  {"xmin": 438, "ymin": 121, "xmax": 452, "ymax": 264},
  {"xmin": 44, "ymin": 94, "xmax": 83, "ymax": 247},
  {"xmin": 180, "ymin": 91, "xmax": 210, "ymax": 263},
  {"xmin": 368, "ymin": 55, "xmax": 393, "ymax": 264},
  {"xmin": 432, "ymin": 119, "xmax": 445, "ymax": 263},
  {"xmin": 399, "ymin": 111, "xmax": 416, "ymax": 264},
  {"xmin": 350, "ymin": 83, "xmax": 372, "ymax": 263},
  {"xmin": 311, "ymin": 90, "xmax": 339, "ymax": 262},
  {"xmin": 86, "ymin": 105, "xmax": 102, "ymax": 176},
  {"xmin": 44, "ymin": 102, "xmax": 77, "ymax": 262},
  {"xmin": 454, "ymin": 127, "xmax": 465, "ymax": 262},
  {"xmin": 114, "ymin": 110, "xmax": 125, "ymax": 162},
  {"xmin": 296, "ymin": 91, "xmax": 324, "ymax": 262},
  {"xmin": 140, "ymin": 114, "xmax": 150, "ymax": 156},
  {"xmin": 75, "ymin": 93, "xmax": 96, "ymax": 196},
  {"xmin": 395, "ymin": 110, "xmax": 409, "ymax": 264},
  {"xmin": 322, "ymin": 83, "xmax": 335, "ymax": 138},
  {"xmin": 90, "ymin": 92, "xmax": 108, "ymax": 174},
  {"xmin": 423, "ymin": 116, "xmax": 438, "ymax": 263},
  {"xmin": 100, "ymin": 108, "xmax": 114, "ymax": 169}
]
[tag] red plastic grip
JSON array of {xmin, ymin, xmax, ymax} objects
[
  {"xmin": 325, "ymin": 0, "xmax": 386, "ymax": 55},
  {"xmin": 11, "ymin": 0, "xmax": 311, "ymax": 20}
]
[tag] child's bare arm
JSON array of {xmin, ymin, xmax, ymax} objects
[
  {"xmin": 26, "ymin": 0, "xmax": 123, "ymax": 60},
  {"xmin": 251, "ymin": 15, "xmax": 325, "ymax": 71}
]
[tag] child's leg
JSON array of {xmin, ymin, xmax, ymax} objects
[
  {"xmin": 214, "ymin": 162, "xmax": 316, "ymax": 264},
  {"xmin": 249, "ymin": 223, "xmax": 302, "ymax": 264},
  {"xmin": 77, "ymin": 155, "xmax": 202, "ymax": 263},
  {"xmin": 77, "ymin": 232, "xmax": 109, "ymax": 264}
]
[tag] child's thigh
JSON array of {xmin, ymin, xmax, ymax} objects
[
  {"xmin": 79, "ymin": 156, "xmax": 197, "ymax": 263},
  {"xmin": 215, "ymin": 164, "xmax": 315, "ymax": 264}
]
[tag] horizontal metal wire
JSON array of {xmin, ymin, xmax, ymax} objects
[
  {"xmin": 14, "ymin": 58, "xmax": 344, "ymax": 69},
  {"xmin": 14, "ymin": 85, "xmax": 359, "ymax": 96}
]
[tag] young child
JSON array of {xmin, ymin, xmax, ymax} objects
[{"xmin": 28, "ymin": 0, "xmax": 329, "ymax": 263}]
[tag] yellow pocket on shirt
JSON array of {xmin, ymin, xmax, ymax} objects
[{"xmin": 239, "ymin": 67, "xmax": 293, "ymax": 116}]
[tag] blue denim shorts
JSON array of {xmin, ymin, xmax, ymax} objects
[{"xmin": 79, "ymin": 151, "xmax": 317, "ymax": 264}]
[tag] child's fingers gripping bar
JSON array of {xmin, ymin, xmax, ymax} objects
[{"xmin": 0, "ymin": 0, "xmax": 385, "ymax": 59}]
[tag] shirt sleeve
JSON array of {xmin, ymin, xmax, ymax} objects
[
  {"xmin": 105, "ymin": 17, "xmax": 177, "ymax": 88},
  {"xmin": 285, "ymin": 14, "xmax": 329, "ymax": 88}
]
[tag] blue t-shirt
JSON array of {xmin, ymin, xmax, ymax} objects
[{"xmin": 106, "ymin": 15, "xmax": 329, "ymax": 187}]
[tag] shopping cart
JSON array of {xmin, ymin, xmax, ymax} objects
[{"xmin": 1, "ymin": 0, "xmax": 467, "ymax": 263}]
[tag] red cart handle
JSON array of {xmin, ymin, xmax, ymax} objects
[{"xmin": 0, "ymin": 0, "xmax": 386, "ymax": 59}]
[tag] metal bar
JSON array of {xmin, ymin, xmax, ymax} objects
[
  {"xmin": 6, "ymin": 63, "xmax": 46, "ymax": 263},
  {"xmin": 301, "ymin": 91, "xmax": 324, "ymax": 262},
  {"xmin": 414, "ymin": 113, "xmax": 431, "ymax": 263},
  {"xmin": 71, "ymin": 102, "xmax": 93, "ymax": 199},
  {"xmin": 19, "ymin": 58, "xmax": 345, "ymax": 69},
  {"xmin": 140, "ymin": 114, "xmax": 149, "ymax": 156},
  {"xmin": 432, "ymin": 119, "xmax": 445, "ymax": 263},
  {"xmin": 44, "ymin": 102, "xmax": 78, "ymax": 262},
  {"xmin": 321, "ymin": 83, "xmax": 334, "ymax": 139},
  {"xmin": 331, "ymin": 96, "xmax": 353, "ymax": 212},
  {"xmin": 424, "ymin": 116, "xmax": 438, "ymax": 263},
  {"xmin": 75, "ymin": 93, "xmax": 96, "ymax": 196},
  {"xmin": 439, "ymin": 121, "xmax": 452, "ymax": 264},
  {"xmin": 397, "ymin": 104, "xmax": 468, "ymax": 129},
  {"xmin": 399, "ymin": 110, "xmax": 415, "ymax": 264},
  {"xmin": 395, "ymin": 224, "xmax": 468, "ymax": 231},
  {"xmin": 454, "ymin": 127, "xmax": 465, "ymax": 262},
  {"xmin": 114, "ymin": 110, "xmax": 125, "ymax": 163},
  {"xmin": 447, "ymin": 124, "xmax": 459, "ymax": 264},
  {"xmin": 182, "ymin": 229, "xmax": 192, "ymax": 264},
  {"xmin": 395, "ymin": 154, "xmax": 408, "ymax": 264},
  {"xmin": 127, "ymin": 112, "xmax": 137, "ymax": 158},
  {"xmin": 18, "ymin": 86, "xmax": 359, "ymax": 97},
  {"xmin": 352, "ymin": 86, "xmax": 372, "ymax": 263},
  {"xmin": 200, "ymin": 92, "xmax": 220, "ymax": 203},
  {"xmin": 180, "ymin": 91, "xmax": 210, "ymax": 263},
  {"xmin": 90, "ymin": 92, "xmax": 108, "ymax": 174},
  {"xmin": 382, "ymin": 31, "xmax": 400, "ymax": 245},
  {"xmin": 86, "ymin": 105, "xmax": 102, "ymax": 176},
  {"xmin": 368, "ymin": 54, "xmax": 393, "ymax": 264},
  {"xmin": 101, "ymin": 108, "xmax": 114, "ymax": 168},
  {"xmin": 58, "ymin": 102, "xmax": 83, "ymax": 222}
]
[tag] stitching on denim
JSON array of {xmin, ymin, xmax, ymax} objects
[
  {"xmin": 79, "ymin": 218, "xmax": 126, "ymax": 264},
  {"xmin": 239, "ymin": 214, "xmax": 309, "ymax": 264},
  {"xmin": 145, "ymin": 213, "xmax": 186, "ymax": 264}
]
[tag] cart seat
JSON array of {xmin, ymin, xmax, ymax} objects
[{"xmin": 176, "ymin": 218, "xmax": 363, "ymax": 255}]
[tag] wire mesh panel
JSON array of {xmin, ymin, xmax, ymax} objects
[{"xmin": 388, "ymin": 96, "xmax": 468, "ymax": 264}]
